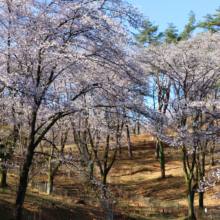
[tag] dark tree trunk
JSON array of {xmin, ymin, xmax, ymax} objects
[
  {"xmin": 126, "ymin": 125, "xmax": 132, "ymax": 158},
  {"xmin": 199, "ymin": 152, "xmax": 205, "ymax": 208},
  {"xmin": 88, "ymin": 160, "xmax": 94, "ymax": 180},
  {"xmin": 116, "ymin": 121, "xmax": 122, "ymax": 156},
  {"xmin": 118, "ymin": 141, "xmax": 122, "ymax": 156},
  {"xmin": 15, "ymin": 110, "xmax": 37, "ymax": 220},
  {"xmin": 137, "ymin": 113, "xmax": 140, "ymax": 134},
  {"xmin": 210, "ymin": 153, "xmax": 215, "ymax": 166},
  {"xmin": 154, "ymin": 139, "xmax": 159, "ymax": 159},
  {"xmin": 0, "ymin": 165, "xmax": 7, "ymax": 188},
  {"xmin": 133, "ymin": 123, "xmax": 136, "ymax": 134},
  {"xmin": 101, "ymin": 172, "xmax": 107, "ymax": 198},
  {"xmin": 199, "ymin": 192, "xmax": 204, "ymax": 208},
  {"xmin": 187, "ymin": 185, "xmax": 197, "ymax": 220},
  {"xmin": 187, "ymin": 194, "xmax": 197, "ymax": 220},
  {"xmin": 15, "ymin": 144, "xmax": 34, "ymax": 220},
  {"xmin": 158, "ymin": 139, "xmax": 165, "ymax": 178},
  {"xmin": 182, "ymin": 143, "xmax": 197, "ymax": 220}
]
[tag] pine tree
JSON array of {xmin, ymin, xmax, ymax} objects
[
  {"xmin": 134, "ymin": 19, "xmax": 163, "ymax": 46},
  {"xmin": 180, "ymin": 11, "xmax": 196, "ymax": 40},
  {"xmin": 164, "ymin": 23, "xmax": 179, "ymax": 43},
  {"xmin": 198, "ymin": 7, "xmax": 220, "ymax": 33},
  {"xmin": 165, "ymin": 11, "xmax": 196, "ymax": 43}
]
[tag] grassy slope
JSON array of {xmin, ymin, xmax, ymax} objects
[
  {"xmin": 0, "ymin": 173, "xmax": 105, "ymax": 220},
  {"xmin": 109, "ymin": 133, "xmax": 220, "ymax": 219},
  {"xmin": 1, "ymin": 133, "xmax": 220, "ymax": 219}
]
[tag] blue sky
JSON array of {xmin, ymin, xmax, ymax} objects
[{"xmin": 126, "ymin": 0, "xmax": 220, "ymax": 34}]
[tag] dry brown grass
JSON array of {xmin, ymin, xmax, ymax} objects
[
  {"xmin": 5, "ymin": 132, "xmax": 220, "ymax": 219},
  {"xmin": 0, "ymin": 173, "xmax": 108, "ymax": 220},
  {"xmin": 34, "ymin": 133, "xmax": 220, "ymax": 218},
  {"xmin": 108, "ymin": 133, "xmax": 220, "ymax": 209}
]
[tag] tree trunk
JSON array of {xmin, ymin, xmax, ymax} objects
[
  {"xmin": 88, "ymin": 160, "xmax": 94, "ymax": 180},
  {"xmin": 158, "ymin": 139, "xmax": 165, "ymax": 178},
  {"xmin": 0, "ymin": 165, "xmax": 7, "ymax": 188},
  {"xmin": 47, "ymin": 174, "xmax": 54, "ymax": 195},
  {"xmin": 126, "ymin": 125, "xmax": 132, "ymax": 158},
  {"xmin": 137, "ymin": 114, "xmax": 140, "ymax": 134},
  {"xmin": 187, "ymin": 186, "xmax": 197, "ymax": 220},
  {"xmin": 15, "ymin": 144, "xmax": 34, "ymax": 220},
  {"xmin": 133, "ymin": 123, "xmax": 136, "ymax": 134},
  {"xmin": 118, "ymin": 141, "xmax": 122, "ymax": 156},
  {"xmin": 210, "ymin": 153, "xmax": 215, "ymax": 166},
  {"xmin": 199, "ymin": 153, "xmax": 205, "ymax": 208},
  {"xmin": 154, "ymin": 138, "xmax": 159, "ymax": 159},
  {"xmin": 182, "ymin": 143, "xmax": 197, "ymax": 220},
  {"xmin": 188, "ymin": 192, "xmax": 197, "ymax": 220},
  {"xmin": 101, "ymin": 173, "xmax": 107, "ymax": 198},
  {"xmin": 199, "ymin": 192, "xmax": 204, "ymax": 208},
  {"xmin": 116, "ymin": 122, "xmax": 122, "ymax": 156},
  {"xmin": 14, "ymin": 109, "xmax": 62, "ymax": 220}
]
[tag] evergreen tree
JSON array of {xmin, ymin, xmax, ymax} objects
[
  {"xmin": 134, "ymin": 19, "xmax": 163, "ymax": 46},
  {"xmin": 180, "ymin": 11, "xmax": 196, "ymax": 40},
  {"xmin": 134, "ymin": 11, "xmax": 196, "ymax": 46},
  {"xmin": 198, "ymin": 7, "xmax": 220, "ymax": 33},
  {"xmin": 165, "ymin": 11, "xmax": 196, "ymax": 43},
  {"xmin": 164, "ymin": 23, "xmax": 179, "ymax": 43}
]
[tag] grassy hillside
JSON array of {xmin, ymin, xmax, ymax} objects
[{"xmin": 1, "ymin": 133, "xmax": 220, "ymax": 219}]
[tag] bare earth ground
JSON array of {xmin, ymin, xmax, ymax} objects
[{"xmin": 1, "ymin": 133, "xmax": 220, "ymax": 219}]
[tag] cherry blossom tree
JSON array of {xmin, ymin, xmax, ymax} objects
[
  {"xmin": 0, "ymin": 0, "xmax": 145, "ymax": 219},
  {"xmin": 137, "ymin": 32, "xmax": 220, "ymax": 220}
]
